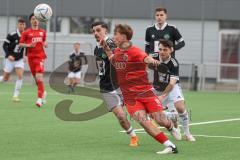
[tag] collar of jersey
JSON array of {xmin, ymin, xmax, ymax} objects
[
  {"xmin": 159, "ymin": 55, "xmax": 171, "ymax": 64},
  {"xmin": 155, "ymin": 22, "xmax": 167, "ymax": 30}
]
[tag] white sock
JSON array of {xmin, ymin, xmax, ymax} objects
[
  {"xmin": 179, "ymin": 110, "xmax": 191, "ymax": 135},
  {"xmin": 126, "ymin": 126, "xmax": 136, "ymax": 137},
  {"xmin": 0, "ymin": 76, "xmax": 4, "ymax": 82},
  {"xmin": 163, "ymin": 140, "xmax": 176, "ymax": 148},
  {"xmin": 13, "ymin": 78, "xmax": 23, "ymax": 97}
]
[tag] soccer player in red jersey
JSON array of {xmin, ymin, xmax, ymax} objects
[
  {"xmin": 100, "ymin": 24, "xmax": 181, "ymax": 154},
  {"xmin": 19, "ymin": 13, "xmax": 47, "ymax": 107}
]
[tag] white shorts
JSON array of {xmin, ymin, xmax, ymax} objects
[
  {"xmin": 68, "ymin": 71, "xmax": 82, "ymax": 79},
  {"xmin": 4, "ymin": 58, "xmax": 24, "ymax": 73},
  {"xmin": 101, "ymin": 88, "xmax": 124, "ymax": 111},
  {"xmin": 154, "ymin": 83, "xmax": 184, "ymax": 111}
]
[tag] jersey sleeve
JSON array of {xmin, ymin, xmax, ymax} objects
[
  {"xmin": 173, "ymin": 27, "xmax": 184, "ymax": 43},
  {"xmin": 170, "ymin": 64, "xmax": 179, "ymax": 80},
  {"xmin": 19, "ymin": 31, "xmax": 27, "ymax": 44},
  {"xmin": 145, "ymin": 28, "xmax": 151, "ymax": 54},
  {"xmin": 2, "ymin": 33, "xmax": 12, "ymax": 56}
]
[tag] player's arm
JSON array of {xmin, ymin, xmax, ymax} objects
[
  {"xmin": 3, "ymin": 34, "xmax": 11, "ymax": 58},
  {"xmin": 3, "ymin": 34, "xmax": 15, "ymax": 61},
  {"xmin": 43, "ymin": 30, "xmax": 48, "ymax": 48},
  {"xmin": 145, "ymin": 28, "xmax": 151, "ymax": 54},
  {"xmin": 144, "ymin": 55, "xmax": 159, "ymax": 66},
  {"xmin": 100, "ymin": 39, "xmax": 115, "ymax": 62},
  {"xmin": 19, "ymin": 32, "xmax": 36, "ymax": 48},
  {"xmin": 159, "ymin": 78, "xmax": 177, "ymax": 101},
  {"xmin": 173, "ymin": 27, "xmax": 185, "ymax": 50}
]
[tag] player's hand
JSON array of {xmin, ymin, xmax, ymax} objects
[
  {"xmin": 158, "ymin": 94, "xmax": 166, "ymax": 102},
  {"xmin": 152, "ymin": 59, "xmax": 160, "ymax": 66},
  {"xmin": 8, "ymin": 55, "xmax": 15, "ymax": 61},
  {"xmin": 100, "ymin": 38, "xmax": 111, "ymax": 52},
  {"xmin": 43, "ymin": 41, "xmax": 48, "ymax": 48},
  {"xmin": 28, "ymin": 42, "xmax": 37, "ymax": 48}
]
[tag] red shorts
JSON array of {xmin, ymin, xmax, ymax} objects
[
  {"xmin": 125, "ymin": 96, "xmax": 163, "ymax": 116},
  {"xmin": 28, "ymin": 58, "xmax": 45, "ymax": 76}
]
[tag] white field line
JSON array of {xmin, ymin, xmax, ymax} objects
[
  {"xmin": 120, "ymin": 118, "xmax": 240, "ymax": 133},
  {"xmin": 133, "ymin": 132, "xmax": 240, "ymax": 139}
]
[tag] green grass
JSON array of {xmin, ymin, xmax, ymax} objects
[{"xmin": 0, "ymin": 83, "xmax": 240, "ymax": 160}]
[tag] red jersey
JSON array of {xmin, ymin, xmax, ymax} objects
[
  {"xmin": 112, "ymin": 45, "xmax": 155, "ymax": 104},
  {"xmin": 20, "ymin": 28, "xmax": 47, "ymax": 59}
]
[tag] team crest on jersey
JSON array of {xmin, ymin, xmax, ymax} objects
[
  {"xmin": 101, "ymin": 52, "xmax": 107, "ymax": 59},
  {"xmin": 164, "ymin": 34, "xmax": 170, "ymax": 40},
  {"xmin": 39, "ymin": 32, "xmax": 43, "ymax": 36},
  {"xmin": 151, "ymin": 34, "xmax": 155, "ymax": 39}
]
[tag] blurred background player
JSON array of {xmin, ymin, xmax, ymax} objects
[
  {"xmin": 0, "ymin": 18, "xmax": 26, "ymax": 102},
  {"xmin": 145, "ymin": 7, "xmax": 185, "ymax": 58},
  {"xmin": 101, "ymin": 24, "xmax": 181, "ymax": 154},
  {"xmin": 19, "ymin": 13, "xmax": 47, "ymax": 107},
  {"xmin": 91, "ymin": 22, "xmax": 139, "ymax": 147},
  {"xmin": 67, "ymin": 42, "xmax": 87, "ymax": 93},
  {"xmin": 152, "ymin": 39, "xmax": 195, "ymax": 141}
]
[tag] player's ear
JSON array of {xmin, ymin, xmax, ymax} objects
[{"xmin": 171, "ymin": 47, "xmax": 174, "ymax": 52}]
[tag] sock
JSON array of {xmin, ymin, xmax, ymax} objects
[
  {"xmin": 154, "ymin": 132, "xmax": 169, "ymax": 144},
  {"xmin": 179, "ymin": 110, "xmax": 191, "ymax": 135},
  {"xmin": 36, "ymin": 80, "xmax": 44, "ymax": 98},
  {"xmin": 0, "ymin": 76, "xmax": 3, "ymax": 82},
  {"xmin": 13, "ymin": 78, "xmax": 23, "ymax": 97},
  {"xmin": 126, "ymin": 126, "xmax": 136, "ymax": 137}
]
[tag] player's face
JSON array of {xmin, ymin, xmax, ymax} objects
[
  {"xmin": 155, "ymin": 11, "xmax": 167, "ymax": 24},
  {"xmin": 113, "ymin": 31, "xmax": 125, "ymax": 46},
  {"xmin": 74, "ymin": 44, "xmax": 80, "ymax": 52},
  {"xmin": 30, "ymin": 16, "xmax": 39, "ymax": 27},
  {"xmin": 159, "ymin": 44, "xmax": 171, "ymax": 60},
  {"xmin": 17, "ymin": 22, "xmax": 26, "ymax": 32},
  {"xmin": 92, "ymin": 25, "xmax": 107, "ymax": 42}
]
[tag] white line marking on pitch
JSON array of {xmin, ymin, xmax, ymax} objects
[
  {"xmin": 133, "ymin": 132, "xmax": 240, "ymax": 139},
  {"xmin": 120, "ymin": 118, "xmax": 240, "ymax": 133}
]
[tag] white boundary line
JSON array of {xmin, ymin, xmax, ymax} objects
[
  {"xmin": 119, "ymin": 118, "xmax": 240, "ymax": 133},
  {"xmin": 132, "ymin": 132, "xmax": 240, "ymax": 139}
]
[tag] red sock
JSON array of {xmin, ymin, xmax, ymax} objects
[
  {"xmin": 154, "ymin": 132, "xmax": 168, "ymax": 144},
  {"xmin": 36, "ymin": 80, "xmax": 44, "ymax": 98}
]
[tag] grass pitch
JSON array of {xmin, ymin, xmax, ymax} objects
[{"xmin": 0, "ymin": 83, "xmax": 240, "ymax": 160}]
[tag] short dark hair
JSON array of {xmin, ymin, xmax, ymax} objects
[
  {"xmin": 18, "ymin": 18, "xmax": 26, "ymax": 23},
  {"xmin": 155, "ymin": 7, "xmax": 167, "ymax": 14},
  {"xmin": 29, "ymin": 13, "xmax": 34, "ymax": 20},
  {"xmin": 159, "ymin": 39, "xmax": 173, "ymax": 48},
  {"xmin": 91, "ymin": 21, "xmax": 108, "ymax": 30},
  {"xmin": 114, "ymin": 24, "xmax": 133, "ymax": 41}
]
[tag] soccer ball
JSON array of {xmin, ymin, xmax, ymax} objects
[{"xmin": 34, "ymin": 3, "xmax": 53, "ymax": 22}]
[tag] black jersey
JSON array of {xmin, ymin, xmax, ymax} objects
[
  {"xmin": 68, "ymin": 53, "xmax": 83, "ymax": 73},
  {"xmin": 145, "ymin": 23, "xmax": 184, "ymax": 58},
  {"xmin": 152, "ymin": 56, "xmax": 180, "ymax": 92},
  {"xmin": 94, "ymin": 46, "xmax": 118, "ymax": 93},
  {"xmin": 2, "ymin": 29, "xmax": 24, "ymax": 61}
]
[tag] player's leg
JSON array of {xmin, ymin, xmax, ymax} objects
[
  {"xmin": 72, "ymin": 71, "xmax": 81, "ymax": 91},
  {"xmin": 131, "ymin": 109, "xmax": 178, "ymax": 154},
  {"xmin": 34, "ymin": 59, "xmax": 45, "ymax": 107},
  {"xmin": 102, "ymin": 90, "xmax": 138, "ymax": 146},
  {"xmin": 0, "ymin": 59, "xmax": 14, "ymax": 82},
  {"xmin": 12, "ymin": 59, "xmax": 24, "ymax": 102},
  {"xmin": 171, "ymin": 84, "xmax": 195, "ymax": 141},
  {"xmin": 67, "ymin": 72, "xmax": 74, "ymax": 93},
  {"xmin": 142, "ymin": 96, "xmax": 181, "ymax": 141}
]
